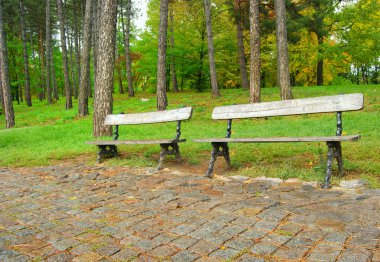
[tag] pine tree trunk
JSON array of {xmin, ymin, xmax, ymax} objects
[
  {"xmin": 204, "ymin": 0, "xmax": 220, "ymax": 98},
  {"xmin": 156, "ymin": 0, "xmax": 169, "ymax": 110},
  {"xmin": 73, "ymin": 0, "xmax": 81, "ymax": 90},
  {"xmin": 0, "ymin": 0, "xmax": 15, "ymax": 128},
  {"xmin": 92, "ymin": 0, "xmax": 98, "ymax": 97},
  {"xmin": 123, "ymin": 0, "xmax": 134, "ymax": 97},
  {"xmin": 234, "ymin": 1, "xmax": 249, "ymax": 90},
  {"xmin": 78, "ymin": 0, "xmax": 92, "ymax": 116},
  {"xmin": 45, "ymin": 0, "xmax": 52, "ymax": 104},
  {"xmin": 249, "ymin": 0, "xmax": 261, "ymax": 103},
  {"xmin": 169, "ymin": 7, "xmax": 178, "ymax": 92},
  {"xmin": 93, "ymin": 0, "xmax": 117, "ymax": 137},
  {"xmin": 38, "ymin": 27, "xmax": 45, "ymax": 101},
  {"xmin": 19, "ymin": 0, "xmax": 32, "ymax": 106},
  {"xmin": 115, "ymin": 31, "xmax": 124, "ymax": 94},
  {"xmin": 57, "ymin": 0, "xmax": 72, "ymax": 109},
  {"xmin": 51, "ymin": 53, "xmax": 58, "ymax": 100},
  {"xmin": 275, "ymin": 0, "xmax": 293, "ymax": 100}
]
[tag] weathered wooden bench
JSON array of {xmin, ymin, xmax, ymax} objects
[
  {"xmin": 194, "ymin": 94, "xmax": 363, "ymax": 188},
  {"xmin": 87, "ymin": 107, "xmax": 193, "ymax": 170}
]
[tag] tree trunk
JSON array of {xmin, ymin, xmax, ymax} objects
[
  {"xmin": 249, "ymin": 0, "xmax": 261, "ymax": 103},
  {"xmin": 19, "ymin": 0, "xmax": 32, "ymax": 106},
  {"xmin": 93, "ymin": 0, "xmax": 117, "ymax": 137},
  {"xmin": 204, "ymin": 0, "xmax": 220, "ymax": 98},
  {"xmin": 45, "ymin": 0, "xmax": 52, "ymax": 104},
  {"xmin": 234, "ymin": 0, "xmax": 249, "ymax": 90},
  {"xmin": 51, "ymin": 53, "xmax": 58, "ymax": 100},
  {"xmin": 57, "ymin": 0, "xmax": 72, "ymax": 109},
  {"xmin": 115, "ymin": 32, "xmax": 124, "ymax": 94},
  {"xmin": 275, "ymin": 0, "xmax": 292, "ymax": 100},
  {"xmin": 169, "ymin": 7, "xmax": 179, "ymax": 92},
  {"xmin": 73, "ymin": 0, "xmax": 81, "ymax": 90},
  {"xmin": 124, "ymin": 0, "xmax": 134, "ymax": 97},
  {"xmin": 316, "ymin": 34, "xmax": 323, "ymax": 86},
  {"xmin": 92, "ymin": 0, "xmax": 98, "ymax": 97},
  {"xmin": 0, "ymin": 0, "xmax": 15, "ymax": 128},
  {"xmin": 156, "ymin": 0, "xmax": 169, "ymax": 111},
  {"xmin": 38, "ymin": 27, "xmax": 45, "ymax": 101},
  {"xmin": 68, "ymin": 28, "xmax": 78, "ymax": 99},
  {"xmin": 78, "ymin": 0, "xmax": 92, "ymax": 117}
]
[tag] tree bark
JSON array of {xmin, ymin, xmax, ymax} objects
[
  {"xmin": 123, "ymin": 0, "xmax": 134, "ymax": 97},
  {"xmin": 45, "ymin": 0, "xmax": 52, "ymax": 104},
  {"xmin": 169, "ymin": 7, "xmax": 179, "ymax": 92},
  {"xmin": 115, "ymin": 28, "xmax": 124, "ymax": 94},
  {"xmin": 234, "ymin": 0, "xmax": 249, "ymax": 90},
  {"xmin": 204, "ymin": 0, "xmax": 220, "ymax": 98},
  {"xmin": 19, "ymin": 0, "xmax": 32, "ymax": 106},
  {"xmin": 78, "ymin": 0, "xmax": 92, "ymax": 116},
  {"xmin": 68, "ymin": 28, "xmax": 78, "ymax": 99},
  {"xmin": 93, "ymin": 0, "xmax": 117, "ymax": 137},
  {"xmin": 0, "ymin": 0, "xmax": 15, "ymax": 128},
  {"xmin": 156, "ymin": 0, "xmax": 169, "ymax": 110},
  {"xmin": 57, "ymin": 0, "xmax": 72, "ymax": 109},
  {"xmin": 249, "ymin": 0, "xmax": 261, "ymax": 103},
  {"xmin": 73, "ymin": 0, "xmax": 81, "ymax": 90},
  {"xmin": 92, "ymin": 0, "xmax": 98, "ymax": 97},
  {"xmin": 51, "ymin": 52, "xmax": 58, "ymax": 100},
  {"xmin": 38, "ymin": 27, "xmax": 45, "ymax": 101},
  {"xmin": 275, "ymin": 0, "xmax": 292, "ymax": 100}
]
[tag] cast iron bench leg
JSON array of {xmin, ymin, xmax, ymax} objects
[
  {"xmin": 322, "ymin": 141, "xmax": 343, "ymax": 188},
  {"xmin": 205, "ymin": 142, "xmax": 230, "ymax": 178},
  {"xmin": 157, "ymin": 143, "xmax": 180, "ymax": 170},
  {"xmin": 96, "ymin": 145, "xmax": 118, "ymax": 164}
]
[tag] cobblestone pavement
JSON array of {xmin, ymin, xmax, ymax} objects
[{"xmin": 0, "ymin": 164, "xmax": 379, "ymax": 262}]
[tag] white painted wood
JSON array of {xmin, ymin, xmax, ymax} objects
[
  {"xmin": 87, "ymin": 139, "xmax": 186, "ymax": 145},
  {"xmin": 212, "ymin": 93, "xmax": 363, "ymax": 120},
  {"xmin": 194, "ymin": 135, "xmax": 361, "ymax": 143},
  {"xmin": 104, "ymin": 107, "xmax": 193, "ymax": 125}
]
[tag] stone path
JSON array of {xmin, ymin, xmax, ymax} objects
[{"xmin": 0, "ymin": 164, "xmax": 379, "ymax": 261}]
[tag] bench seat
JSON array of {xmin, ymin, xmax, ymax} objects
[
  {"xmin": 87, "ymin": 139, "xmax": 186, "ymax": 145},
  {"xmin": 194, "ymin": 135, "xmax": 360, "ymax": 143}
]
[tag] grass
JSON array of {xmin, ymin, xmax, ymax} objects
[{"xmin": 0, "ymin": 84, "xmax": 379, "ymax": 187}]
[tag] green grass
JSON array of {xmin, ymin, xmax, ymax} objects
[{"xmin": 1, "ymin": 84, "xmax": 379, "ymax": 187}]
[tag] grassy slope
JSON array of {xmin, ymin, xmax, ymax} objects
[{"xmin": 0, "ymin": 84, "xmax": 379, "ymax": 187}]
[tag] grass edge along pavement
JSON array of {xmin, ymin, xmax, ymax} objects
[{"xmin": 0, "ymin": 85, "xmax": 379, "ymax": 188}]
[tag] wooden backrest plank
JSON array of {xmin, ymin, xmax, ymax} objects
[
  {"xmin": 212, "ymin": 93, "xmax": 363, "ymax": 120},
  {"xmin": 104, "ymin": 107, "xmax": 193, "ymax": 125}
]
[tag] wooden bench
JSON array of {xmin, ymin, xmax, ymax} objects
[
  {"xmin": 194, "ymin": 94, "xmax": 363, "ymax": 188},
  {"xmin": 87, "ymin": 107, "xmax": 193, "ymax": 170}
]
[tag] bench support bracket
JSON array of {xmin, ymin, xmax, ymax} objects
[
  {"xmin": 323, "ymin": 141, "xmax": 343, "ymax": 188},
  {"xmin": 205, "ymin": 142, "xmax": 231, "ymax": 178},
  {"xmin": 97, "ymin": 145, "xmax": 119, "ymax": 164},
  {"xmin": 157, "ymin": 143, "xmax": 181, "ymax": 170}
]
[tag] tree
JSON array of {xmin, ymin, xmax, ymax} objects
[
  {"xmin": 45, "ymin": 0, "xmax": 52, "ymax": 104},
  {"xmin": 156, "ymin": 0, "xmax": 169, "ymax": 110},
  {"xmin": 57, "ymin": 0, "xmax": 72, "ymax": 109},
  {"xmin": 19, "ymin": 0, "xmax": 32, "ymax": 106},
  {"xmin": 249, "ymin": 0, "xmax": 260, "ymax": 103},
  {"xmin": 0, "ymin": 0, "xmax": 15, "ymax": 128},
  {"xmin": 78, "ymin": 0, "xmax": 92, "ymax": 117},
  {"xmin": 169, "ymin": 6, "xmax": 178, "ymax": 92},
  {"xmin": 93, "ymin": 0, "xmax": 117, "ymax": 137},
  {"xmin": 204, "ymin": 0, "xmax": 220, "ymax": 98},
  {"xmin": 233, "ymin": 0, "xmax": 249, "ymax": 90},
  {"xmin": 275, "ymin": 0, "xmax": 292, "ymax": 100},
  {"xmin": 122, "ymin": 0, "xmax": 134, "ymax": 97}
]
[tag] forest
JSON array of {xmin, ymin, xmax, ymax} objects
[{"xmin": 0, "ymin": 0, "xmax": 379, "ymax": 130}]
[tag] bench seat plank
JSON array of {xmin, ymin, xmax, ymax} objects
[
  {"xmin": 194, "ymin": 135, "xmax": 360, "ymax": 143},
  {"xmin": 87, "ymin": 139, "xmax": 186, "ymax": 145},
  {"xmin": 105, "ymin": 107, "xmax": 193, "ymax": 125}
]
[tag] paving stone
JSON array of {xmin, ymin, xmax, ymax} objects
[
  {"xmin": 339, "ymin": 180, "xmax": 366, "ymax": 189},
  {"xmin": 237, "ymin": 254, "xmax": 265, "ymax": 262},
  {"xmin": 172, "ymin": 250, "xmax": 199, "ymax": 262},
  {"xmin": 95, "ymin": 243, "xmax": 121, "ymax": 257},
  {"xmin": 251, "ymin": 243, "xmax": 278, "ymax": 255},
  {"xmin": 151, "ymin": 245, "xmax": 177, "ymax": 258},
  {"xmin": 274, "ymin": 247, "xmax": 308, "ymax": 260},
  {"xmin": 51, "ymin": 238, "xmax": 81, "ymax": 251},
  {"xmin": 224, "ymin": 238, "xmax": 253, "ymax": 250},
  {"xmin": 46, "ymin": 252, "xmax": 73, "ymax": 262},
  {"xmin": 189, "ymin": 240, "xmax": 219, "ymax": 255},
  {"xmin": 171, "ymin": 236, "xmax": 199, "ymax": 249},
  {"xmin": 337, "ymin": 249, "xmax": 372, "ymax": 262},
  {"xmin": 209, "ymin": 248, "xmax": 241, "ymax": 260},
  {"xmin": 134, "ymin": 238, "xmax": 159, "ymax": 251},
  {"xmin": 240, "ymin": 229, "xmax": 267, "ymax": 240},
  {"xmin": 72, "ymin": 252, "xmax": 103, "ymax": 262},
  {"xmin": 110, "ymin": 248, "xmax": 140, "ymax": 260}
]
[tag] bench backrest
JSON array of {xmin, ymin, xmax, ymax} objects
[
  {"xmin": 212, "ymin": 93, "xmax": 363, "ymax": 120},
  {"xmin": 104, "ymin": 107, "xmax": 193, "ymax": 125}
]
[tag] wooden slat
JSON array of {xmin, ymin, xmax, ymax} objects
[
  {"xmin": 194, "ymin": 135, "xmax": 361, "ymax": 143},
  {"xmin": 212, "ymin": 94, "xmax": 363, "ymax": 120},
  {"xmin": 104, "ymin": 107, "xmax": 193, "ymax": 125},
  {"xmin": 86, "ymin": 139, "xmax": 186, "ymax": 145}
]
